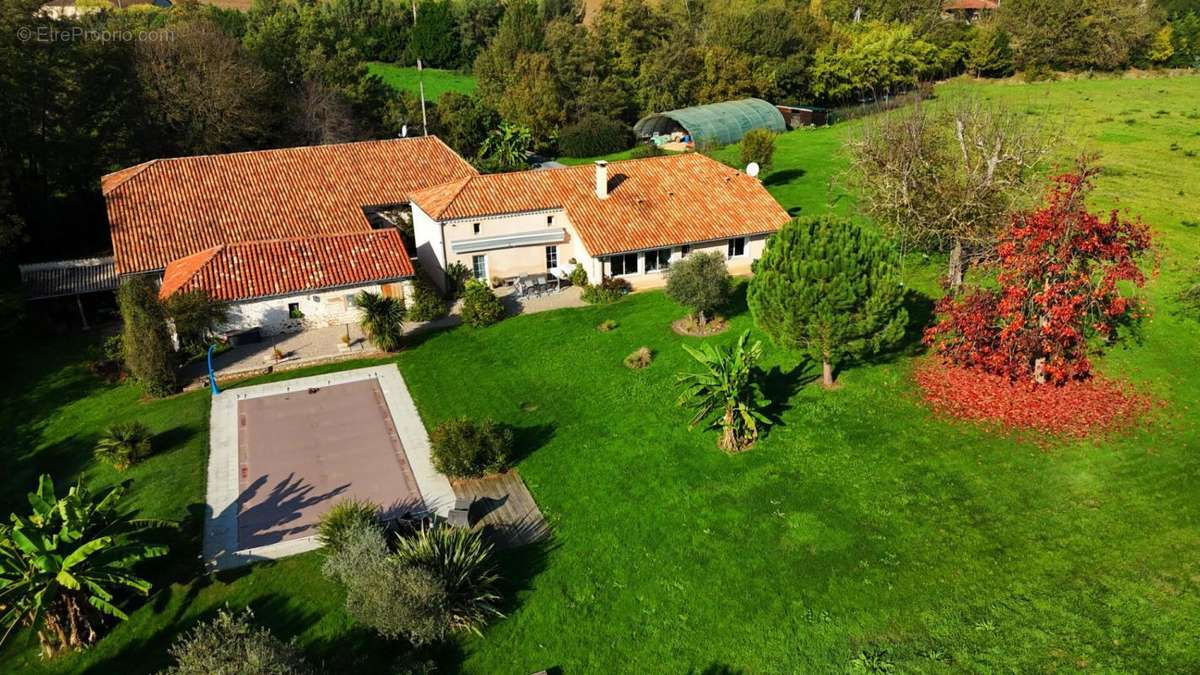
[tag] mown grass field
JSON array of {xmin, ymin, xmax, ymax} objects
[
  {"xmin": 2, "ymin": 74, "xmax": 1199, "ymax": 673},
  {"xmin": 367, "ymin": 62, "xmax": 477, "ymax": 101}
]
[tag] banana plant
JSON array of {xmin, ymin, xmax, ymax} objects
[
  {"xmin": 0, "ymin": 474, "xmax": 172, "ymax": 657},
  {"xmin": 676, "ymin": 331, "xmax": 772, "ymax": 453}
]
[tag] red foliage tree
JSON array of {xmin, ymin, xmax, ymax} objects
[{"xmin": 924, "ymin": 158, "xmax": 1153, "ymax": 384}]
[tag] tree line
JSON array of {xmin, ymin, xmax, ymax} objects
[{"xmin": 3, "ymin": 0, "xmax": 1197, "ymax": 265}]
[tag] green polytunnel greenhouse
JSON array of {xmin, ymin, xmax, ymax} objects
[{"xmin": 633, "ymin": 98, "xmax": 787, "ymax": 147}]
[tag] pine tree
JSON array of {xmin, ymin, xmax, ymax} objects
[
  {"xmin": 748, "ymin": 216, "xmax": 908, "ymax": 388},
  {"xmin": 118, "ymin": 276, "xmax": 178, "ymax": 397}
]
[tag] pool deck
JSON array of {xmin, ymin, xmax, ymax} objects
[{"xmin": 204, "ymin": 365, "xmax": 454, "ymax": 571}]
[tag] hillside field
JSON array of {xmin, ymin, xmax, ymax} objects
[{"xmin": 367, "ymin": 62, "xmax": 477, "ymax": 101}]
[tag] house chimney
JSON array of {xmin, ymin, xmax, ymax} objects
[{"xmin": 595, "ymin": 160, "xmax": 608, "ymax": 199}]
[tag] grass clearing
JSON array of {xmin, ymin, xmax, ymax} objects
[
  {"xmin": 367, "ymin": 62, "xmax": 477, "ymax": 101},
  {"xmin": 3, "ymin": 75, "xmax": 1200, "ymax": 673}
]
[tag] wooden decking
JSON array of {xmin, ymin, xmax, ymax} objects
[{"xmin": 451, "ymin": 471, "xmax": 549, "ymax": 549}]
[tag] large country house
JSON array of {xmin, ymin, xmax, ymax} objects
[{"xmin": 103, "ymin": 137, "xmax": 789, "ymax": 335}]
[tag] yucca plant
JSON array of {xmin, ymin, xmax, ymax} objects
[
  {"xmin": 316, "ymin": 498, "xmax": 381, "ymax": 552},
  {"xmin": 393, "ymin": 525, "xmax": 503, "ymax": 636},
  {"xmin": 0, "ymin": 475, "xmax": 172, "ymax": 657},
  {"xmin": 94, "ymin": 421, "xmax": 153, "ymax": 471},
  {"xmin": 676, "ymin": 330, "xmax": 772, "ymax": 453},
  {"xmin": 356, "ymin": 291, "xmax": 406, "ymax": 352}
]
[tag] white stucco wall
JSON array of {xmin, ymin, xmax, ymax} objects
[
  {"xmin": 596, "ymin": 233, "xmax": 770, "ymax": 289},
  {"xmin": 221, "ymin": 282, "xmax": 408, "ymax": 336},
  {"xmin": 412, "ymin": 203, "xmax": 448, "ymax": 291},
  {"xmin": 411, "ymin": 198, "xmax": 775, "ymax": 293}
]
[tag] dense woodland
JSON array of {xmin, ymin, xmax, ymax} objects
[{"xmin": 2, "ymin": 0, "xmax": 1199, "ymax": 264}]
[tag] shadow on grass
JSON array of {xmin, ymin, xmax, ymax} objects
[
  {"xmin": 859, "ymin": 288, "xmax": 937, "ymax": 370},
  {"xmin": 690, "ymin": 664, "xmax": 746, "ymax": 675},
  {"xmin": 724, "ymin": 281, "xmax": 750, "ymax": 319},
  {"xmin": 760, "ymin": 363, "xmax": 819, "ymax": 432},
  {"xmin": 763, "ymin": 168, "xmax": 807, "ymax": 187},
  {"xmin": 509, "ymin": 423, "xmax": 556, "ymax": 465}
]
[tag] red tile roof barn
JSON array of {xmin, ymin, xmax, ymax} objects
[
  {"xmin": 409, "ymin": 153, "xmax": 790, "ymax": 256},
  {"xmin": 104, "ymin": 137, "xmax": 477, "ymax": 275},
  {"xmin": 158, "ymin": 230, "xmax": 414, "ymax": 302}
]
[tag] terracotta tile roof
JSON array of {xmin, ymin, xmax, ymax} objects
[
  {"xmin": 409, "ymin": 153, "xmax": 789, "ymax": 256},
  {"xmin": 105, "ymin": 137, "xmax": 477, "ymax": 275},
  {"xmin": 158, "ymin": 230, "xmax": 414, "ymax": 302}
]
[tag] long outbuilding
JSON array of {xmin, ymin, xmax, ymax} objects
[{"xmin": 633, "ymin": 98, "xmax": 787, "ymax": 147}]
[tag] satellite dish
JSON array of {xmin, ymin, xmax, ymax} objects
[
  {"xmin": 746, "ymin": 162, "xmax": 760, "ymax": 178},
  {"xmin": 401, "ymin": 124, "xmax": 408, "ymax": 138}
]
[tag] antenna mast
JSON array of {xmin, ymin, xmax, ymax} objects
[{"xmin": 411, "ymin": 1, "xmax": 429, "ymax": 136}]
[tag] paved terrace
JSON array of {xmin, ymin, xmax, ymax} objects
[{"xmin": 183, "ymin": 286, "xmax": 584, "ymax": 387}]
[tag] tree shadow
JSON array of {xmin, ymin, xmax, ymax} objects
[
  {"xmin": 237, "ymin": 473, "xmax": 351, "ymax": 549},
  {"xmin": 872, "ymin": 288, "xmax": 936, "ymax": 365},
  {"xmin": 723, "ymin": 281, "xmax": 750, "ymax": 318},
  {"xmin": 690, "ymin": 663, "xmax": 746, "ymax": 675},
  {"xmin": 153, "ymin": 425, "xmax": 196, "ymax": 458},
  {"xmin": 509, "ymin": 423, "xmax": 556, "ymax": 465},
  {"xmin": 763, "ymin": 167, "xmax": 806, "ymax": 187},
  {"xmin": 759, "ymin": 363, "xmax": 819, "ymax": 432}
]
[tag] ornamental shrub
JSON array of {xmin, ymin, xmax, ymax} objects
[
  {"xmin": 94, "ymin": 421, "xmax": 153, "ymax": 471},
  {"xmin": 557, "ymin": 113, "xmax": 633, "ymax": 158},
  {"xmin": 393, "ymin": 525, "xmax": 503, "ymax": 637},
  {"xmin": 739, "ymin": 128, "xmax": 777, "ymax": 172},
  {"xmin": 322, "ymin": 522, "xmax": 450, "ymax": 646},
  {"xmin": 118, "ymin": 276, "xmax": 178, "ymax": 397},
  {"xmin": 581, "ymin": 277, "xmax": 632, "ymax": 304},
  {"xmin": 461, "ymin": 279, "xmax": 505, "ymax": 327},
  {"xmin": 624, "ymin": 347, "xmax": 653, "ymax": 369},
  {"xmin": 407, "ymin": 276, "xmax": 448, "ymax": 323},
  {"xmin": 164, "ymin": 607, "xmax": 314, "ymax": 675},
  {"xmin": 317, "ymin": 498, "xmax": 382, "ymax": 552},
  {"xmin": 430, "ymin": 417, "xmax": 513, "ymax": 479},
  {"xmin": 568, "ymin": 262, "xmax": 588, "ymax": 287}
]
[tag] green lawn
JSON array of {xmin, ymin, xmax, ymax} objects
[
  {"xmin": 367, "ymin": 62, "xmax": 477, "ymax": 101},
  {"xmin": 3, "ymin": 74, "xmax": 1200, "ymax": 673}
]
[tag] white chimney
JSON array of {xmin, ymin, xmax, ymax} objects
[{"xmin": 595, "ymin": 160, "xmax": 608, "ymax": 199}]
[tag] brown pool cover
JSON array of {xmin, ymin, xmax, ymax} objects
[{"xmin": 236, "ymin": 379, "xmax": 424, "ymax": 549}]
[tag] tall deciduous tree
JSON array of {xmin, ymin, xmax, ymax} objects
[
  {"xmin": 925, "ymin": 159, "xmax": 1153, "ymax": 384},
  {"xmin": 118, "ymin": 277, "xmax": 178, "ymax": 398},
  {"xmin": 748, "ymin": 216, "xmax": 908, "ymax": 387},
  {"xmin": 846, "ymin": 98, "xmax": 1052, "ymax": 288},
  {"xmin": 136, "ymin": 20, "xmax": 275, "ymax": 156}
]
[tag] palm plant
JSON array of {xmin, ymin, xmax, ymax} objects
[
  {"xmin": 94, "ymin": 421, "xmax": 153, "ymax": 471},
  {"xmin": 676, "ymin": 331, "xmax": 772, "ymax": 453},
  {"xmin": 478, "ymin": 122, "xmax": 533, "ymax": 172},
  {"xmin": 393, "ymin": 524, "xmax": 503, "ymax": 636},
  {"xmin": 0, "ymin": 475, "xmax": 171, "ymax": 657},
  {"xmin": 355, "ymin": 291, "xmax": 406, "ymax": 352}
]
